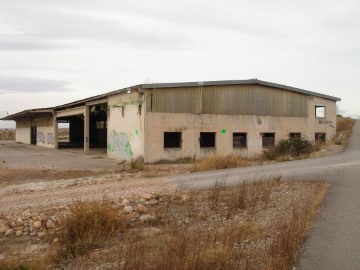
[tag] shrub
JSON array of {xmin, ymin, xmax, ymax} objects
[
  {"xmin": 263, "ymin": 137, "xmax": 315, "ymax": 160},
  {"xmin": 336, "ymin": 117, "xmax": 355, "ymax": 133},
  {"xmin": 130, "ymin": 157, "xmax": 145, "ymax": 171},
  {"xmin": 57, "ymin": 200, "xmax": 128, "ymax": 259}
]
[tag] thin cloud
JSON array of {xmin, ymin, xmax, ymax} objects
[{"xmin": 0, "ymin": 76, "xmax": 71, "ymax": 93}]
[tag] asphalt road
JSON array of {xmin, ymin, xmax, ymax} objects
[{"xmin": 171, "ymin": 120, "xmax": 360, "ymax": 269}]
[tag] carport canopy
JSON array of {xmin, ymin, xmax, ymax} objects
[{"xmin": 0, "ymin": 108, "xmax": 53, "ymax": 121}]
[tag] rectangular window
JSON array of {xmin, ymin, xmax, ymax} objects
[
  {"xmin": 164, "ymin": 132, "xmax": 182, "ymax": 148},
  {"xmin": 233, "ymin": 133, "xmax": 247, "ymax": 148},
  {"xmin": 200, "ymin": 132, "xmax": 216, "ymax": 148},
  {"xmin": 262, "ymin": 133, "xmax": 275, "ymax": 147},
  {"xmin": 315, "ymin": 133, "xmax": 326, "ymax": 143},
  {"xmin": 289, "ymin": 133, "xmax": 301, "ymax": 140},
  {"xmin": 315, "ymin": 106, "xmax": 326, "ymax": 118}
]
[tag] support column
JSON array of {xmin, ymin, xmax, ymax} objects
[
  {"xmin": 84, "ymin": 106, "xmax": 90, "ymax": 153},
  {"xmin": 54, "ymin": 118, "xmax": 58, "ymax": 149}
]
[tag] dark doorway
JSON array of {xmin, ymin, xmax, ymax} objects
[
  {"xmin": 57, "ymin": 116, "xmax": 84, "ymax": 149},
  {"xmin": 30, "ymin": 126, "xmax": 37, "ymax": 145},
  {"xmin": 89, "ymin": 104, "xmax": 108, "ymax": 149}
]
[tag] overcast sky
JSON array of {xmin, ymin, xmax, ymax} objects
[{"xmin": 1, "ymin": 0, "xmax": 359, "ymax": 128}]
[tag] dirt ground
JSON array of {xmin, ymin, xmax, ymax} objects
[{"xmin": 0, "ymin": 138, "xmax": 345, "ymax": 267}]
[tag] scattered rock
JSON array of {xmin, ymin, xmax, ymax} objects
[
  {"xmin": 141, "ymin": 193, "xmax": 154, "ymax": 200},
  {"xmin": 146, "ymin": 199, "xmax": 159, "ymax": 206},
  {"xmin": 17, "ymin": 217, "xmax": 23, "ymax": 224},
  {"xmin": 33, "ymin": 221, "xmax": 42, "ymax": 228},
  {"xmin": 123, "ymin": 206, "xmax": 134, "ymax": 213},
  {"xmin": 15, "ymin": 229, "xmax": 23, "ymax": 237},
  {"xmin": 40, "ymin": 213, "xmax": 48, "ymax": 222},
  {"xmin": 38, "ymin": 231, "xmax": 46, "ymax": 237},
  {"xmin": 139, "ymin": 215, "xmax": 156, "ymax": 223},
  {"xmin": 122, "ymin": 199, "xmax": 131, "ymax": 206},
  {"xmin": 53, "ymin": 238, "xmax": 59, "ymax": 244},
  {"xmin": 46, "ymin": 220, "xmax": 55, "ymax": 229},
  {"xmin": 136, "ymin": 204, "xmax": 149, "ymax": 213},
  {"xmin": 0, "ymin": 225, "xmax": 9, "ymax": 234},
  {"xmin": 30, "ymin": 231, "xmax": 37, "ymax": 237},
  {"xmin": 5, "ymin": 229, "xmax": 14, "ymax": 237},
  {"xmin": 181, "ymin": 194, "xmax": 190, "ymax": 202}
]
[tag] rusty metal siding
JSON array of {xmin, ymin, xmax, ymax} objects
[{"xmin": 146, "ymin": 84, "xmax": 308, "ymax": 117}]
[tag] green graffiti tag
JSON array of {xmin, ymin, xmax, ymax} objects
[{"xmin": 107, "ymin": 130, "xmax": 134, "ymax": 159}]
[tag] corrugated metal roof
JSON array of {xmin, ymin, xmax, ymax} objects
[
  {"xmin": 1, "ymin": 79, "xmax": 341, "ymax": 121},
  {"xmin": 141, "ymin": 79, "xmax": 341, "ymax": 102},
  {"xmin": 54, "ymin": 79, "xmax": 341, "ymax": 110},
  {"xmin": 0, "ymin": 108, "xmax": 53, "ymax": 120}
]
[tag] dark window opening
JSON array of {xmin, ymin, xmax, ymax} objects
[
  {"xmin": 164, "ymin": 132, "xmax": 182, "ymax": 148},
  {"xmin": 262, "ymin": 133, "xmax": 275, "ymax": 147},
  {"xmin": 315, "ymin": 133, "xmax": 326, "ymax": 143},
  {"xmin": 289, "ymin": 133, "xmax": 301, "ymax": 140},
  {"xmin": 315, "ymin": 106, "xmax": 326, "ymax": 118},
  {"xmin": 200, "ymin": 132, "xmax": 216, "ymax": 148},
  {"xmin": 233, "ymin": 133, "xmax": 247, "ymax": 148}
]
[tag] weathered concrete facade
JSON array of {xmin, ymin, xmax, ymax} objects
[
  {"xmin": 107, "ymin": 92, "xmax": 145, "ymax": 160},
  {"xmin": 2, "ymin": 80, "xmax": 340, "ymax": 163}
]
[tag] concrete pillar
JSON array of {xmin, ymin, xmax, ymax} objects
[
  {"xmin": 54, "ymin": 118, "xmax": 58, "ymax": 149},
  {"xmin": 84, "ymin": 106, "xmax": 90, "ymax": 153}
]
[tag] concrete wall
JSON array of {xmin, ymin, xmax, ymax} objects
[
  {"xmin": 107, "ymin": 92, "xmax": 145, "ymax": 161},
  {"xmin": 145, "ymin": 96, "xmax": 338, "ymax": 163},
  {"xmin": 308, "ymin": 96, "xmax": 337, "ymax": 141},
  {"xmin": 34, "ymin": 117, "xmax": 55, "ymax": 148},
  {"xmin": 15, "ymin": 119, "xmax": 31, "ymax": 144}
]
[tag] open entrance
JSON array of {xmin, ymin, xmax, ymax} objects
[
  {"xmin": 89, "ymin": 104, "xmax": 108, "ymax": 149},
  {"xmin": 30, "ymin": 126, "xmax": 37, "ymax": 145},
  {"xmin": 57, "ymin": 116, "xmax": 84, "ymax": 148},
  {"xmin": 56, "ymin": 103, "xmax": 108, "ymax": 152}
]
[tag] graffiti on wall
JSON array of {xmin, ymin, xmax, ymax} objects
[
  {"xmin": 37, "ymin": 131, "xmax": 46, "ymax": 144},
  {"xmin": 36, "ymin": 131, "xmax": 55, "ymax": 145},
  {"xmin": 47, "ymin": 133, "xmax": 55, "ymax": 145},
  {"xmin": 107, "ymin": 130, "xmax": 134, "ymax": 160}
]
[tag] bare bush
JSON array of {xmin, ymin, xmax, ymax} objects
[
  {"xmin": 192, "ymin": 154, "xmax": 249, "ymax": 172},
  {"xmin": 56, "ymin": 200, "xmax": 128, "ymax": 259}
]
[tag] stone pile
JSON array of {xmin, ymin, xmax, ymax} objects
[
  {"xmin": 0, "ymin": 191, "xmax": 189, "ymax": 239},
  {"xmin": 0, "ymin": 210, "xmax": 60, "ymax": 238}
]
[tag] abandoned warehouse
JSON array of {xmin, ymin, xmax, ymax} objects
[{"xmin": 1, "ymin": 79, "xmax": 341, "ymax": 163}]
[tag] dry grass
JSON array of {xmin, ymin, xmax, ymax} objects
[
  {"xmin": 192, "ymin": 154, "xmax": 249, "ymax": 172},
  {"xmin": 334, "ymin": 117, "xmax": 355, "ymax": 146},
  {"xmin": 1, "ymin": 179, "xmax": 328, "ymax": 270},
  {"xmin": 55, "ymin": 200, "xmax": 128, "ymax": 260},
  {"xmin": 130, "ymin": 157, "xmax": 145, "ymax": 171},
  {"xmin": 47, "ymin": 178, "xmax": 326, "ymax": 269}
]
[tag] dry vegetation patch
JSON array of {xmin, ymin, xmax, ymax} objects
[
  {"xmin": 192, "ymin": 154, "xmax": 251, "ymax": 172},
  {"xmin": 0, "ymin": 178, "xmax": 328, "ymax": 270},
  {"xmin": 334, "ymin": 117, "xmax": 355, "ymax": 146},
  {"xmin": 0, "ymin": 130, "xmax": 15, "ymax": 141}
]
